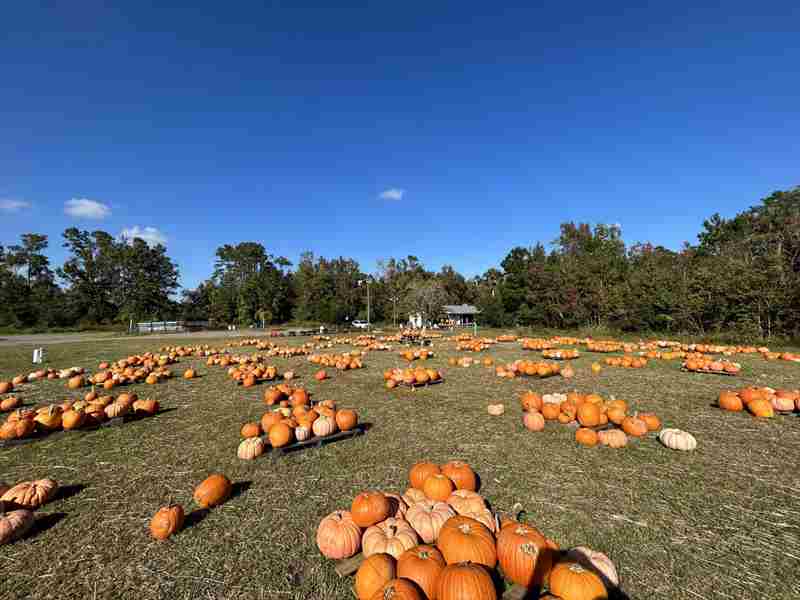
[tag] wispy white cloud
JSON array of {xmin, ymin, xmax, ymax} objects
[
  {"xmin": 64, "ymin": 198, "xmax": 111, "ymax": 219},
  {"xmin": 379, "ymin": 188, "xmax": 405, "ymax": 201},
  {"xmin": 119, "ymin": 226, "xmax": 167, "ymax": 247},
  {"xmin": 0, "ymin": 198, "xmax": 32, "ymax": 212}
]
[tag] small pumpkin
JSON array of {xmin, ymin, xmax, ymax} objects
[
  {"xmin": 597, "ymin": 429, "xmax": 627, "ymax": 449},
  {"xmin": 409, "ymin": 462, "xmax": 441, "ymax": 490},
  {"xmin": 522, "ymin": 411, "xmax": 545, "ymax": 432},
  {"xmin": 422, "ymin": 474, "xmax": 454, "ymax": 502},
  {"xmin": 312, "ymin": 415, "xmax": 337, "ymax": 437},
  {"xmin": 575, "ymin": 427, "xmax": 599, "ymax": 447},
  {"xmin": 639, "ymin": 413, "xmax": 661, "ymax": 431},
  {"xmin": 0, "ymin": 396, "xmax": 21, "ymax": 412},
  {"xmin": 237, "ymin": 437, "xmax": 265, "ymax": 460},
  {"xmin": 62, "ymin": 408, "xmax": 86, "ymax": 430},
  {"xmin": 747, "ymin": 398, "xmax": 774, "ymax": 418},
  {"xmin": 149, "ymin": 504, "xmax": 185, "ymax": 540},
  {"xmin": 402, "ymin": 487, "xmax": 426, "ymax": 507},
  {"xmin": 355, "ymin": 553, "xmax": 397, "ymax": 600},
  {"xmin": 362, "ymin": 517, "xmax": 420, "ymax": 559},
  {"xmin": 193, "ymin": 474, "xmax": 232, "ymax": 508},
  {"xmin": 621, "ymin": 416, "xmax": 647, "ymax": 437},
  {"xmin": 295, "ymin": 425, "xmax": 312, "ymax": 442},
  {"xmin": 316, "ymin": 510, "xmax": 362, "ymax": 559},
  {"xmin": 268, "ymin": 422, "xmax": 293, "ymax": 448},
  {"xmin": 718, "ymin": 391, "xmax": 743, "ymax": 412},
  {"xmin": 487, "ymin": 403, "xmax": 505, "ymax": 416},
  {"xmin": 352, "ymin": 491, "xmax": 392, "ymax": 528},
  {"xmin": 658, "ymin": 428, "xmax": 697, "ymax": 451},
  {"xmin": 240, "ymin": 422, "xmax": 261, "ymax": 438},
  {"xmin": 441, "ymin": 461, "xmax": 477, "ymax": 491},
  {"xmin": 335, "ymin": 409, "xmax": 358, "ymax": 431}
]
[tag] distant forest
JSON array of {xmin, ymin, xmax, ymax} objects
[{"xmin": 2, "ymin": 187, "xmax": 798, "ymax": 340}]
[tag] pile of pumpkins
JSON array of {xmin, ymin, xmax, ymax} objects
[
  {"xmin": 236, "ymin": 387, "xmax": 359, "ymax": 459},
  {"xmin": 384, "ymin": 368, "xmax": 444, "ymax": 389},
  {"xmin": 641, "ymin": 350, "xmax": 684, "ymax": 360},
  {"xmin": 0, "ymin": 392, "xmax": 160, "ymax": 440},
  {"xmin": 585, "ymin": 341, "xmax": 624, "ymax": 353},
  {"xmin": 1, "ymin": 478, "xmax": 59, "ymax": 546},
  {"xmin": 603, "ymin": 355, "xmax": 648, "ymax": 369},
  {"xmin": 447, "ymin": 356, "xmax": 485, "ymax": 368},
  {"xmin": 718, "ymin": 387, "xmax": 800, "ymax": 417},
  {"xmin": 495, "ymin": 334, "xmax": 518, "ymax": 342},
  {"xmin": 521, "ymin": 338, "xmax": 555, "ymax": 351},
  {"xmin": 495, "ymin": 360, "xmax": 562, "ymax": 380},
  {"xmin": 266, "ymin": 344, "xmax": 315, "ymax": 358},
  {"xmin": 761, "ymin": 350, "xmax": 800, "ymax": 362},
  {"xmin": 316, "ymin": 460, "xmax": 620, "ymax": 600},
  {"xmin": 542, "ymin": 349, "xmax": 580, "ymax": 360},
  {"xmin": 456, "ymin": 340, "xmax": 489, "ymax": 352},
  {"xmin": 224, "ymin": 363, "xmax": 285, "ymax": 387},
  {"xmin": 308, "ymin": 352, "xmax": 365, "ymax": 370},
  {"xmin": 400, "ymin": 349, "xmax": 435, "ymax": 362},
  {"xmin": 520, "ymin": 391, "xmax": 663, "ymax": 449},
  {"xmin": 682, "ymin": 355, "xmax": 741, "ymax": 375}
]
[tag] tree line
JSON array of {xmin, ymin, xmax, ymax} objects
[{"xmin": 1, "ymin": 187, "xmax": 798, "ymax": 339}]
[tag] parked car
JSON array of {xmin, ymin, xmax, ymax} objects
[{"xmin": 352, "ymin": 320, "xmax": 369, "ymax": 329}]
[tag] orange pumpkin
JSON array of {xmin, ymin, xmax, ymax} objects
[
  {"xmin": 351, "ymin": 491, "xmax": 391, "ymax": 528},
  {"xmin": 621, "ymin": 416, "xmax": 647, "ymax": 437},
  {"xmin": 397, "ymin": 545, "xmax": 445, "ymax": 600},
  {"xmin": 335, "ymin": 409, "xmax": 358, "ymax": 431},
  {"xmin": 440, "ymin": 461, "xmax": 477, "ymax": 491},
  {"xmin": 497, "ymin": 521, "xmax": 554, "ymax": 587},
  {"xmin": 355, "ymin": 553, "xmax": 397, "ymax": 600},
  {"xmin": 435, "ymin": 562, "xmax": 497, "ymax": 600},
  {"xmin": 423, "ymin": 474, "xmax": 455, "ymax": 502},
  {"xmin": 268, "ymin": 422, "xmax": 293, "ymax": 447},
  {"xmin": 549, "ymin": 562, "xmax": 608, "ymax": 600},
  {"xmin": 367, "ymin": 579, "xmax": 423, "ymax": 600},
  {"xmin": 409, "ymin": 462, "xmax": 441, "ymax": 490},
  {"xmin": 575, "ymin": 427, "xmax": 599, "ymax": 447},
  {"xmin": 437, "ymin": 515, "xmax": 497, "ymax": 568}
]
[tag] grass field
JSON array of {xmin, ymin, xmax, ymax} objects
[{"xmin": 1, "ymin": 332, "xmax": 799, "ymax": 600}]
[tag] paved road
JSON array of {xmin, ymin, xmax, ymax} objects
[{"xmin": 0, "ymin": 330, "xmax": 264, "ymax": 347}]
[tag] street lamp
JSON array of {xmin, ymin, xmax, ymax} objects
[{"xmin": 357, "ymin": 277, "xmax": 373, "ymax": 328}]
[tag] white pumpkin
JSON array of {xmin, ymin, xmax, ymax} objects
[
  {"xmin": 487, "ymin": 403, "xmax": 505, "ymax": 416},
  {"xmin": 658, "ymin": 428, "xmax": 697, "ymax": 451},
  {"xmin": 237, "ymin": 437, "xmax": 264, "ymax": 460},
  {"xmin": 295, "ymin": 426, "xmax": 312, "ymax": 442}
]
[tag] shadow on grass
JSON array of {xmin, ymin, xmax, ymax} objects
[
  {"xmin": 184, "ymin": 508, "xmax": 210, "ymax": 530},
  {"xmin": 230, "ymin": 480, "xmax": 252, "ymax": 500},
  {"xmin": 30, "ymin": 512, "xmax": 67, "ymax": 538},
  {"xmin": 52, "ymin": 483, "xmax": 86, "ymax": 502}
]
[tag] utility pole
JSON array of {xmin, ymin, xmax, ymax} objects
[{"xmin": 358, "ymin": 277, "xmax": 373, "ymax": 329}]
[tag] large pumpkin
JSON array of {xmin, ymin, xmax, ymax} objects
[
  {"xmin": 362, "ymin": 518, "xmax": 419, "ymax": 559},
  {"xmin": 268, "ymin": 422, "xmax": 293, "ymax": 448},
  {"xmin": 658, "ymin": 428, "xmax": 697, "ymax": 451},
  {"xmin": 368, "ymin": 579, "xmax": 424, "ymax": 600},
  {"xmin": 193, "ymin": 474, "xmax": 232, "ymax": 508},
  {"xmin": 355, "ymin": 553, "xmax": 396, "ymax": 600},
  {"xmin": 435, "ymin": 562, "xmax": 497, "ymax": 600},
  {"xmin": 1, "ymin": 479, "xmax": 58, "ymax": 510},
  {"xmin": 316, "ymin": 510, "xmax": 361, "ymax": 559},
  {"xmin": 523, "ymin": 411, "xmax": 545, "ymax": 432},
  {"xmin": 405, "ymin": 500, "xmax": 455, "ymax": 543},
  {"xmin": 352, "ymin": 491, "xmax": 392, "ymax": 528},
  {"xmin": 497, "ymin": 522, "xmax": 553, "ymax": 587},
  {"xmin": 440, "ymin": 461, "xmax": 477, "ymax": 491},
  {"xmin": 437, "ymin": 515, "xmax": 497, "ymax": 568},
  {"xmin": 549, "ymin": 562, "xmax": 608, "ymax": 600},
  {"xmin": 149, "ymin": 504, "xmax": 185, "ymax": 540},
  {"xmin": 397, "ymin": 545, "xmax": 445, "ymax": 599},
  {"xmin": 409, "ymin": 462, "xmax": 441, "ymax": 490}
]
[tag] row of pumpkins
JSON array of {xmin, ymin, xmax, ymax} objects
[
  {"xmin": 682, "ymin": 356, "xmax": 741, "ymax": 374},
  {"xmin": 0, "ymin": 393, "xmax": 159, "ymax": 440},
  {"xmin": 383, "ymin": 368, "xmax": 444, "ymax": 389},
  {"xmin": 518, "ymin": 391, "xmax": 697, "ymax": 451},
  {"xmin": 542, "ymin": 349, "xmax": 580, "ymax": 360},
  {"xmin": 308, "ymin": 352, "xmax": 366, "ymax": 370},
  {"xmin": 718, "ymin": 387, "xmax": 800, "ymax": 417},
  {"xmin": 400, "ymin": 349, "xmax": 436, "ymax": 362},
  {"xmin": 316, "ymin": 461, "xmax": 619, "ymax": 600},
  {"xmin": 495, "ymin": 360, "xmax": 565, "ymax": 380},
  {"xmin": 0, "ymin": 478, "xmax": 59, "ymax": 545},
  {"xmin": 602, "ymin": 356, "xmax": 648, "ymax": 369}
]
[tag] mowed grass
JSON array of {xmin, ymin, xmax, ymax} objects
[{"xmin": 1, "ymin": 333, "xmax": 800, "ymax": 600}]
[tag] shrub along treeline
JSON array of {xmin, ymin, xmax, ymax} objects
[{"xmin": 1, "ymin": 187, "xmax": 798, "ymax": 339}]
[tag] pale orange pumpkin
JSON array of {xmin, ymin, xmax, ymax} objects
[
  {"xmin": 362, "ymin": 518, "xmax": 419, "ymax": 559},
  {"xmin": 405, "ymin": 500, "xmax": 456, "ymax": 543},
  {"xmin": 316, "ymin": 510, "xmax": 361, "ymax": 559}
]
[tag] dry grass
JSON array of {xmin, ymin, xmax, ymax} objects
[{"xmin": 1, "ymin": 332, "xmax": 800, "ymax": 599}]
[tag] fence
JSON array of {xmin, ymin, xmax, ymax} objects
[{"xmin": 133, "ymin": 321, "xmax": 211, "ymax": 334}]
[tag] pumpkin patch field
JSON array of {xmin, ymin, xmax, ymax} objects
[{"xmin": 0, "ymin": 331, "xmax": 799, "ymax": 600}]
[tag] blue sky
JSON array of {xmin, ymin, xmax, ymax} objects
[{"xmin": 2, "ymin": 1, "xmax": 799, "ymax": 289}]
